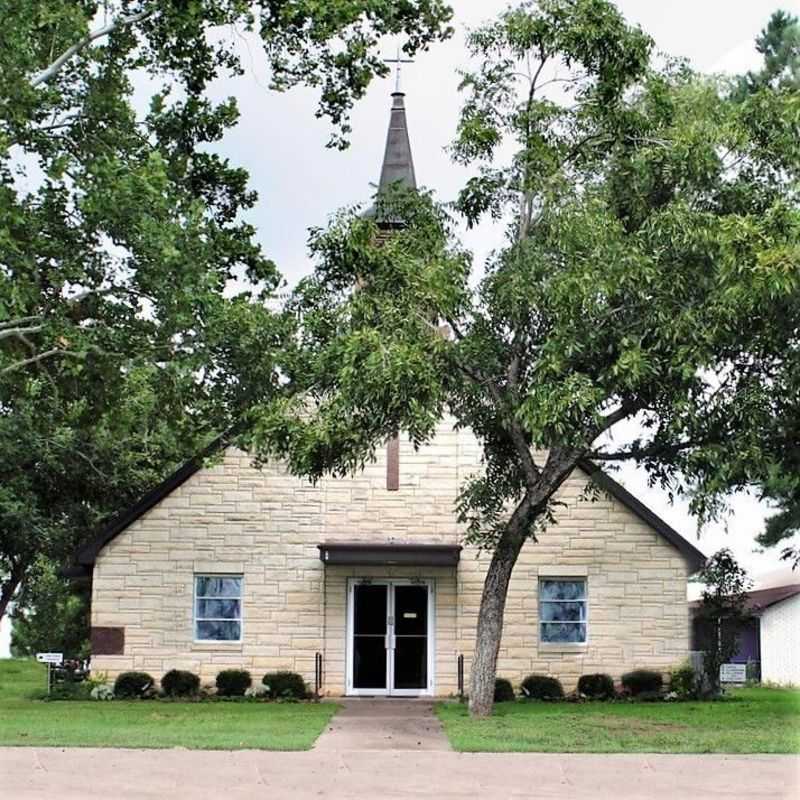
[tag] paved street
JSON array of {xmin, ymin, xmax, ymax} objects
[{"xmin": 1, "ymin": 746, "xmax": 797, "ymax": 799}]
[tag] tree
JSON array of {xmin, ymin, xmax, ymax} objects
[
  {"xmin": 245, "ymin": 0, "xmax": 800, "ymax": 716},
  {"xmin": 731, "ymin": 10, "xmax": 800, "ymax": 569},
  {"xmin": 0, "ymin": 1, "xmax": 453, "ymax": 620},
  {"xmin": 696, "ymin": 549, "xmax": 751, "ymax": 696},
  {"xmin": 757, "ymin": 475, "xmax": 800, "ymax": 569},
  {"xmin": 735, "ymin": 10, "xmax": 799, "ymax": 99},
  {"xmin": 11, "ymin": 557, "xmax": 91, "ymax": 659}
]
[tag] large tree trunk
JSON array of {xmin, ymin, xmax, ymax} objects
[
  {"xmin": 468, "ymin": 531, "xmax": 527, "ymax": 717},
  {"xmin": 466, "ymin": 448, "xmax": 581, "ymax": 717}
]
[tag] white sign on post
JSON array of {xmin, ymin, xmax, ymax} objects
[
  {"xmin": 720, "ymin": 663, "xmax": 747, "ymax": 683},
  {"xmin": 36, "ymin": 652, "xmax": 63, "ymax": 665}
]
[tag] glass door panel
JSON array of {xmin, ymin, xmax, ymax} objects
[
  {"xmin": 392, "ymin": 584, "xmax": 428, "ymax": 691},
  {"xmin": 353, "ymin": 584, "xmax": 388, "ymax": 690}
]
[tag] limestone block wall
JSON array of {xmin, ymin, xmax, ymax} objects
[{"xmin": 90, "ymin": 419, "xmax": 693, "ymax": 694}]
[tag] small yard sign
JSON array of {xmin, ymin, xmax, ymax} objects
[
  {"xmin": 36, "ymin": 653, "xmax": 64, "ymax": 695},
  {"xmin": 720, "ymin": 663, "xmax": 747, "ymax": 683},
  {"xmin": 36, "ymin": 652, "xmax": 63, "ymax": 665}
]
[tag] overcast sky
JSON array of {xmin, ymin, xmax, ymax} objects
[{"xmin": 201, "ymin": 0, "xmax": 800, "ymax": 578}]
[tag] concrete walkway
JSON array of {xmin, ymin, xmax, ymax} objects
[
  {"xmin": 1, "ymin": 746, "xmax": 797, "ymax": 799},
  {"xmin": 313, "ymin": 698, "xmax": 451, "ymax": 751}
]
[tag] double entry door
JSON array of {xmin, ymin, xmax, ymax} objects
[{"xmin": 346, "ymin": 579, "xmax": 433, "ymax": 696}]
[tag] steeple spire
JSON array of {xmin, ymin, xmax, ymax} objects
[{"xmin": 377, "ymin": 91, "xmax": 417, "ymax": 193}]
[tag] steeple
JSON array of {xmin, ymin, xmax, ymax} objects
[{"xmin": 377, "ymin": 91, "xmax": 417, "ymax": 193}]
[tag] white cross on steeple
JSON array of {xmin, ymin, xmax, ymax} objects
[{"xmin": 384, "ymin": 46, "xmax": 414, "ymax": 93}]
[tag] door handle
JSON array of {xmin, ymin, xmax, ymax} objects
[{"xmin": 385, "ymin": 634, "xmax": 396, "ymax": 650}]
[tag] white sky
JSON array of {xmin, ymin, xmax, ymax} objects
[{"xmin": 202, "ymin": 0, "xmax": 799, "ymax": 577}]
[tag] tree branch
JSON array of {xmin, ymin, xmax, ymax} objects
[
  {"xmin": 592, "ymin": 401, "xmax": 638, "ymax": 438},
  {"xmin": 0, "ymin": 325, "xmax": 44, "ymax": 342},
  {"xmin": 0, "ymin": 316, "xmax": 42, "ymax": 331},
  {"xmin": 590, "ymin": 438, "xmax": 704, "ymax": 462},
  {"xmin": 30, "ymin": 6, "xmax": 157, "ymax": 88},
  {"xmin": 0, "ymin": 348, "xmax": 65, "ymax": 375}
]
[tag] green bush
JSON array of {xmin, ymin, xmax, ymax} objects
[
  {"xmin": 113, "ymin": 671, "xmax": 155, "ymax": 698},
  {"xmin": 520, "ymin": 674, "xmax": 564, "ymax": 700},
  {"xmin": 46, "ymin": 681, "xmax": 91, "ymax": 701},
  {"xmin": 262, "ymin": 671, "xmax": 308, "ymax": 700},
  {"xmin": 493, "ymin": 677, "xmax": 515, "ymax": 702},
  {"xmin": 622, "ymin": 669, "xmax": 663, "ymax": 696},
  {"xmin": 577, "ymin": 673, "xmax": 615, "ymax": 699},
  {"xmin": 669, "ymin": 662, "xmax": 696, "ymax": 699},
  {"xmin": 161, "ymin": 669, "xmax": 200, "ymax": 697},
  {"xmin": 215, "ymin": 669, "xmax": 251, "ymax": 697}
]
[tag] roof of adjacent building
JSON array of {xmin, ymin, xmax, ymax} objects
[
  {"xmin": 65, "ymin": 438, "xmax": 706, "ymax": 576},
  {"xmin": 690, "ymin": 583, "xmax": 800, "ymax": 615}
]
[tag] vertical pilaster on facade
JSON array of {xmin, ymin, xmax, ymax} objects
[{"xmin": 386, "ymin": 435, "xmax": 400, "ymax": 491}]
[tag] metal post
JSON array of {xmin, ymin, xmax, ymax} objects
[
  {"xmin": 315, "ymin": 652, "xmax": 323, "ymax": 699},
  {"xmin": 457, "ymin": 654, "xmax": 464, "ymax": 701}
]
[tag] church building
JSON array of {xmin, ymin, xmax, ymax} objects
[{"xmin": 70, "ymin": 90, "xmax": 705, "ymax": 697}]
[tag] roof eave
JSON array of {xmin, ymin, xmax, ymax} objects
[{"xmin": 577, "ymin": 459, "xmax": 707, "ymax": 573}]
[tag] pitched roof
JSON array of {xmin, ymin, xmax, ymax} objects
[
  {"xmin": 63, "ymin": 434, "xmax": 229, "ymax": 578},
  {"xmin": 64, "ymin": 441, "xmax": 706, "ymax": 576},
  {"xmin": 577, "ymin": 460, "xmax": 706, "ymax": 572},
  {"xmin": 690, "ymin": 584, "xmax": 800, "ymax": 615}
]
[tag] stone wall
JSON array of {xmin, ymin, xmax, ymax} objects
[{"xmin": 90, "ymin": 420, "xmax": 693, "ymax": 694}]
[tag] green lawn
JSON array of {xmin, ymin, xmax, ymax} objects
[
  {"xmin": 0, "ymin": 659, "xmax": 337, "ymax": 750},
  {"xmin": 437, "ymin": 688, "xmax": 800, "ymax": 753}
]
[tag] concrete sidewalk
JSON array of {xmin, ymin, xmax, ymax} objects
[
  {"xmin": 313, "ymin": 698, "xmax": 451, "ymax": 751},
  {"xmin": 1, "ymin": 747, "xmax": 797, "ymax": 799}
]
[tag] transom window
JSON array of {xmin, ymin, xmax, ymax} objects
[
  {"xmin": 539, "ymin": 578, "xmax": 587, "ymax": 644},
  {"xmin": 194, "ymin": 575, "xmax": 242, "ymax": 642}
]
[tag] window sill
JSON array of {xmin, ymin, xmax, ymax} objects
[
  {"xmin": 538, "ymin": 642, "xmax": 589, "ymax": 653},
  {"xmin": 190, "ymin": 641, "xmax": 243, "ymax": 652}
]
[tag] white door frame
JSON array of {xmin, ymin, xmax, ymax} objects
[{"xmin": 345, "ymin": 578, "xmax": 435, "ymax": 697}]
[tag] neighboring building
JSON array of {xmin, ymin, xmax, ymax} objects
[
  {"xmin": 691, "ymin": 569, "xmax": 800, "ymax": 686},
  {"xmin": 761, "ymin": 587, "xmax": 800, "ymax": 685},
  {"xmin": 66, "ymin": 91, "xmax": 705, "ymax": 697}
]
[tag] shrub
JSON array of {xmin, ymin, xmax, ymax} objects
[
  {"xmin": 520, "ymin": 674, "xmax": 564, "ymax": 700},
  {"xmin": 90, "ymin": 684, "xmax": 114, "ymax": 701},
  {"xmin": 669, "ymin": 662, "xmax": 696, "ymax": 699},
  {"xmin": 621, "ymin": 669, "xmax": 663, "ymax": 696},
  {"xmin": 493, "ymin": 677, "xmax": 515, "ymax": 702},
  {"xmin": 46, "ymin": 682, "xmax": 91, "ymax": 700},
  {"xmin": 262, "ymin": 671, "xmax": 308, "ymax": 700},
  {"xmin": 215, "ymin": 669, "xmax": 251, "ymax": 697},
  {"xmin": 577, "ymin": 673, "xmax": 615, "ymax": 699},
  {"xmin": 161, "ymin": 669, "xmax": 200, "ymax": 697},
  {"xmin": 113, "ymin": 671, "xmax": 154, "ymax": 699}
]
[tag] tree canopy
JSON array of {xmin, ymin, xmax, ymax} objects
[
  {"xmin": 732, "ymin": 9, "xmax": 800, "ymax": 568},
  {"xmin": 0, "ymin": 0, "xmax": 453, "ymax": 619},
  {"xmin": 245, "ymin": 0, "xmax": 800, "ymax": 716}
]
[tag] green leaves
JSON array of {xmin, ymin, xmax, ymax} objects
[
  {"xmin": 249, "ymin": 1, "xmax": 800, "ymax": 560},
  {"xmin": 0, "ymin": 0, "xmax": 456, "ymax": 608}
]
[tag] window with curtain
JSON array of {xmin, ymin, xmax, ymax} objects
[
  {"xmin": 539, "ymin": 578, "xmax": 587, "ymax": 644},
  {"xmin": 194, "ymin": 575, "xmax": 242, "ymax": 641}
]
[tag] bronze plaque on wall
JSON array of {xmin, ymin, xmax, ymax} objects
[{"xmin": 91, "ymin": 626, "xmax": 125, "ymax": 655}]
